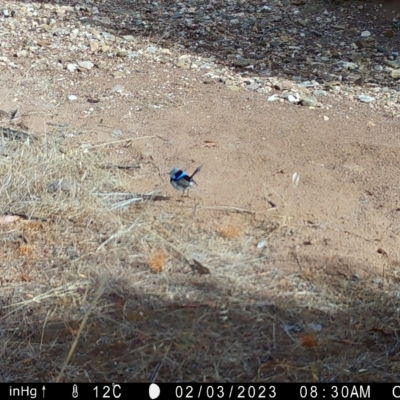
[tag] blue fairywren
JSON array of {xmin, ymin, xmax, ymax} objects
[{"xmin": 170, "ymin": 165, "xmax": 202, "ymax": 196}]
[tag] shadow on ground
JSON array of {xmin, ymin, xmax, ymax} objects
[{"xmin": 1, "ymin": 263, "xmax": 400, "ymax": 382}]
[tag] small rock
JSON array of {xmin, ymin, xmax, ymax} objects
[
  {"xmin": 102, "ymin": 31, "xmax": 115, "ymax": 41},
  {"xmin": 355, "ymin": 40, "xmax": 366, "ymax": 49},
  {"xmin": 146, "ymin": 46, "xmax": 157, "ymax": 53},
  {"xmin": 301, "ymin": 96, "xmax": 318, "ymax": 107},
  {"xmin": 78, "ymin": 61, "xmax": 94, "ymax": 70},
  {"xmin": 360, "ymin": 31, "xmax": 371, "ymax": 37},
  {"xmin": 354, "ymin": 76, "xmax": 364, "ymax": 86},
  {"xmin": 15, "ymin": 50, "xmax": 28, "ymax": 58},
  {"xmin": 358, "ymin": 95, "xmax": 375, "ymax": 103},
  {"xmin": 323, "ymin": 116, "xmax": 329, "ymax": 121},
  {"xmin": 246, "ymin": 83, "xmax": 259, "ymax": 90},
  {"xmin": 385, "ymin": 30, "xmax": 394, "ymax": 38},
  {"xmin": 122, "ymin": 35, "xmax": 136, "ymax": 42},
  {"xmin": 67, "ymin": 63, "xmax": 78, "ymax": 72},
  {"xmin": 68, "ymin": 95, "xmax": 78, "ymax": 101},
  {"xmin": 3, "ymin": 9, "xmax": 10, "ymax": 17},
  {"xmin": 340, "ymin": 61, "xmax": 358, "ymax": 70},
  {"xmin": 391, "ymin": 69, "xmax": 400, "ymax": 79},
  {"xmin": 331, "ymin": 24, "xmax": 346, "ymax": 30},
  {"xmin": 288, "ymin": 93, "xmax": 300, "ymax": 103},
  {"xmin": 90, "ymin": 41, "xmax": 99, "ymax": 52},
  {"xmin": 390, "ymin": 69, "xmax": 400, "ymax": 79},
  {"xmin": 176, "ymin": 55, "xmax": 191, "ymax": 69},
  {"xmin": 226, "ymin": 85, "xmax": 240, "ymax": 91},
  {"xmin": 274, "ymin": 80, "xmax": 292, "ymax": 91},
  {"xmin": 272, "ymin": 15, "xmax": 282, "ymax": 22},
  {"xmin": 117, "ymin": 49, "xmax": 128, "ymax": 57},
  {"xmin": 313, "ymin": 89, "xmax": 327, "ymax": 97},
  {"xmin": 386, "ymin": 60, "xmax": 400, "ymax": 69},
  {"xmin": 267, "ymin": 94, "xmax": 279, "ymax": 102},
  {"xmin": 257, "ymin": 240, "xmax": 267, "ymax": 249}
]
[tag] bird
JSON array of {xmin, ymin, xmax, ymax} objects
[{"xmin": 170, "ymin": 165, "xmax": 202, "ymax": 196}]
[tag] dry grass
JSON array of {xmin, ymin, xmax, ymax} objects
[
  {"xmin": 219, "ymin": 224, "xmax": 241, "ymax": 239},
  {"xmin": 1, "ymin": 129, "xmax": 400, "ymax": 383},
  {"xmin": 147, "ymin": 250, "xmax": 168, "ymax": 274}
]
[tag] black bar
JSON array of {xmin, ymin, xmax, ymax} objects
[{"xmin": 1, "ymin": 383, "xmax": 399, "ymax": 400}]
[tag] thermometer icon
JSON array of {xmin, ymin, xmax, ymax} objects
[{"xmin": 72, "ymin": 384, "xmax": 78, "ymax": 398}]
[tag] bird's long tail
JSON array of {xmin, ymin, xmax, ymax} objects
[{"xmin": 189, "ymin": 165, "xmax": 202, "ymax": 179}]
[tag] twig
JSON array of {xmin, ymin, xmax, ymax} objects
[
  {"xmin": 99, "ymin": 164, "xmax": 141, "ymax": 170},
  {"xmin": 200, "ymin": 206, "xmax": 256, "ymax": 214},
  {"xmin": 86, "ymin": 136, "xmax": 156, "ymax": 149},
  {"xmin": 294, "ymin": 245, "xmax": 302, "ymax": 271},
  {"xmin": 39, "ymin": 309, "xmax": 52, "ymax": 356},
  {"xmin": 149, "ymin": 362, "xmax": 162, "ymax": 382},
  {"xmin": 110, "ymin": 194, "xmax": 169, "ymax": 210},
  {"xmin": 56, "ymin": 273, "xmax": 108, "ymax": 382},
  {"xmin": 2, "ymin": 211, "xmax": 48, "ymax": 221}
]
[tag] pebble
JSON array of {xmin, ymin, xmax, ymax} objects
[
  {"xmin": 323, "ymin": 116, "xmax": 329, "ymax": 121},
  {"xmin": 0, "ymin": 0, "xmax": 397, "ymax": 123},
  {"xmin": 390, "ymin": 69, "xmax": 400, "ymax": 79},
  {"xmin": 117, "ymin": 50, "xmax": 128, "ymax": 57},
  {"xmin": 358, "ymin": 95, "xmax": 375, "ymax": 103},
  {"xmin": 288, "ymin": 93, "xmax": 300, "ymax": 103},
  {"xmin": 226, "ymin": 85, "xmax": 240, "ymax": 91},
  {"xmin": 301, "ymin": 96, "xmax": 318, "ymax": 107},
  {"xmin": 313, "ymin": 89, "xmax": 327, "ymax": 97},
  {"xmin": 90, "ymin": 41, "xmax": 99, "ymax": 52},
  {"xmin": 78, "ymin": 61, "xmax": 94, "ymax": 70},
  {"xmin": 67, "ymin": 63, "xmax": 78, "ymax": 72},
  {"xmin": 246, "ymin": 83, "xmax": 259, "ymax": 90},
  {"xmin": 267, "ymin": 94, "xmax": 279, "ymax": 102},
  {"xmin": 101, "ymin": 31, "xmax": 115, "ymax": 41},
  {"xmin": 257, "ymin": 240, "xmax": 267, "ymax": 249}
]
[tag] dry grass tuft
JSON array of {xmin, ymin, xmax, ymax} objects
[
  {"xmin": 219, "ymin": 224, "xmax": 241, "ymax": 239},
  {"xmin": 147, "ymin": 249, "xmax": 168, "ymax": 273},
  {"xmin": 300, "ymin": 333, "xmax": 318, "ymax": 348}
]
